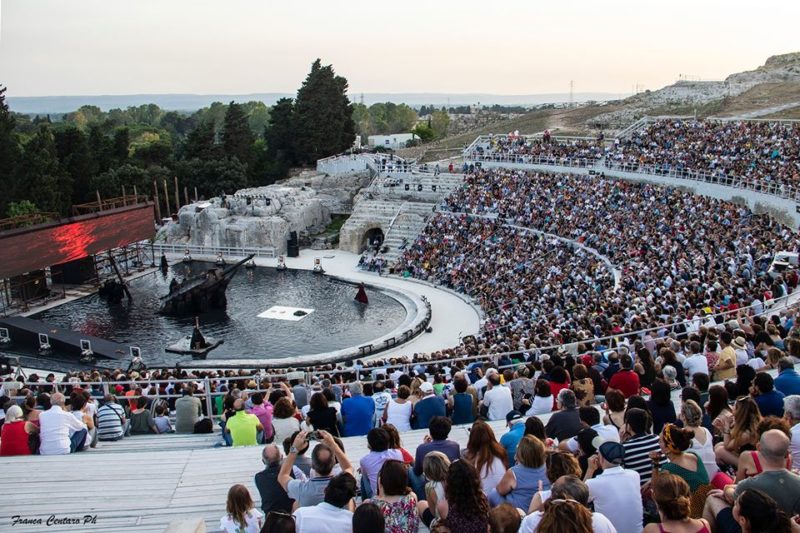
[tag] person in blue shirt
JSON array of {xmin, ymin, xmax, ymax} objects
[
  {"xmin": 341, "ymin": 382, "xmax": 375, "ymax": 437},
  {"xmin": 774, "ymin": 358, "xmax": 800, "ymax": 396},
  {"xmin": 499, "ymin": 410, "xmax": 526, "ymax": 466},
  {"xmin": 751, "ymin": 373, "xmax": 785, "ymax": 418},
  {"xmin": 412, "ymin": 382, "xmax": 446, "ymax": 430}
]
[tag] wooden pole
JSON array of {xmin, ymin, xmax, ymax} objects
[
  {"xmin": 96, "ymin": 190, "xmax": 102, "ymax": 208},
  {"xmin": 162, "ymin": 179, "xmax": 170, "ymax": 217},
  {"xmin": 184, "ymin": 186, "xmax": 189, "ymax": 206},
  {"xmin": 152, "ymin": 180, "xmax": 162, "ymax": 222},
  {"xmin": 194, "ymin": 187, "xmax": 199, "ymax": 202},
  {"xmin": 174, "ymin": 176, "xmax": 180, "ymax": 213},
  {"xmin": 122, "ymin": 185, "xmax": 127, "ymax": 205}
]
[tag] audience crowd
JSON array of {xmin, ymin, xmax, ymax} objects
[
  {"xmin": 3, "ymin": 125, "xmax": 800, "ymax": 532},
  {"xmin": 607, "ymin": 119, "xmax": 800, "ymax": 193}
]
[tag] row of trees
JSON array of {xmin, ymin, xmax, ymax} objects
[{"xmin": 0, "ymin": 59, "xmax": 356, "ymax": 218}]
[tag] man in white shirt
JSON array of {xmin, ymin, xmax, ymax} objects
[
  {"xmin": 732, "ymin": 336, "xmax": 749, "ymax": 366},
  {"xmin": 559, "ymin": 407, "xmax": 619, "ymax": 454},
  {"xmin": 784, "ymin": 395, "xmax": 800, "ymax": 467},
  {"xmin": 481, "ymin": 373, "xmax": 513, "ymax": 421},
  {"xmin": 683, "ymin": 341, "xmax": 710, "ymax": 382},
  {"xmin": 584, "ymin": 441, "xmax": 642, "ymax": 533},
  {"xmin": 293, "ymin": 472, "xmax": 356, "ymax": 533},
  {"xmin": 371, "ymin": 380, "xmax": 393, "ymax": 426},
  {"xmin": 39, "ymin": 392, "xmax": 88, "ymax": 455}
]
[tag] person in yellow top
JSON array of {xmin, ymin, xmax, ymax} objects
[
  {"xmin": 715, "ymin": 332, "xmax": 737, "ymax": 381},
  {"xmin": 226, "ymin": 399, "xmax": 264, "ymax": 447}
]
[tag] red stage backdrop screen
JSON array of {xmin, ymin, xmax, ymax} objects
[{"xmin": 0, "ymin": 204, "xmax": 154, "ymax": 279}]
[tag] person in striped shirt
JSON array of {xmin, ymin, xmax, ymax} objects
[
  {"xmin": 96, "ymin": 395, "xmax": 129, "ymax": 441},
  {"xmin": 620, "ymin": 407, "xmax": 663, "ymax": 485}
]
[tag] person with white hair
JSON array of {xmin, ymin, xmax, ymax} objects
[
  {"xmin": 784, "ymin": 395, "xmax": 800, "ymax": 466},
  {"xmin": 39, "ymin": 392, "xmax": 88, "ymax": 455},
  {"xmin": 0, "ymin": 404, "xmax": 37, "ymax": 456}
]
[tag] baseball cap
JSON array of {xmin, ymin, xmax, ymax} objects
[
  {"xmin": 599, "ymin": 441, "xmax": 625, "ymax": 465},
  {"xmin": 506, "ymin": 410, "xmax": 524, "ymax": 424},
  {"xmin": 419, "ymin": 382, "xmax": 434, "ymax": 394}
]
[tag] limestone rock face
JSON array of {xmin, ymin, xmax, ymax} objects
[
  {"xmin": 283, "ymin": 170, "xmax": 372, "ymax": 213},
  {"xmin": 156, "ymin": 184, "xmax": 331, "ymax": 254}
]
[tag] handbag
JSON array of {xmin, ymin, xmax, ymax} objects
[{"xmin": 28, "ymin": 431, "xmax": 40, "ymax": 455}]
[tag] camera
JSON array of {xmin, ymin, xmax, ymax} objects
[{"xmin": 307, "ymin": 431, "xmax": 321, "ymax": 441}]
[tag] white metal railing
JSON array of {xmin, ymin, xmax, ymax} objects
[
  {"xmin": 153, "ymin": 243, "xmax": 276, "ymax": 259},
  {"xmin": 602, "ymin": 160, "xmax": 800, "ymax": 202},
  {"xmin": 466, "ymin": 152, "xmax": 601, "ymax": 169}
]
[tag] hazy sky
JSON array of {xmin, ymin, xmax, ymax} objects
[{"xmin": 1, "ymin": 0, "xmax": 798, "ymax": 97}]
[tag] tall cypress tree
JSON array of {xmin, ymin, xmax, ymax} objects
[
  {"xmin": 0, "ymin": 85, "xmax": 22, "ymax": 216},
  {"xmin": 292, "ymin": 59, "xmax": 355, "ymax": 164},
  {"xmin": 54, "ymin": 126, "xmax": 96, "ymax": 203},
  {"xmin": 222, "ymin": 101, "xmax": 254, "ymax": 167},
  {"xmin": 21, "ymin": 126, "xmax": 69, "ymax": 214},
  {"xmin": 265, "ymin": 97, "xmax": 295, "ymax": 163},
  {"xmin": 184, "ymin": 120, "xmax": 219, "ymax": 161}
]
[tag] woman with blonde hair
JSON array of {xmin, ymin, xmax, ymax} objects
[
  {"xmin": 714, "ymin": 396, "xmax": 762, "ymax": 467},
  {"xmin": 219, "ymin": 484, "xmax": 263, "ymax": 533},
  {"xmin": 420, "ymin": 451, "xmax": 450, "ymax": 528},
  {"xmin": 681, "ymin": 399, "xmax": 718, "ymax": 479},
  {"xmin": 463, "ymin": 420, "xmax": 509, "ymax": 494},
  {"xmin": 489, "ymin": 435, "xmax": 549, "ymax": 510}
]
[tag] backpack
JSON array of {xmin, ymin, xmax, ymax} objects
[{"xmin": 193, "ymin": 418, "xmax": 213, "ymax": 434}]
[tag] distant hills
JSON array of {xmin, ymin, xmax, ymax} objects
[{"xmin": 7, "ymin": 92, "xmax": 626, "ymax": 115}]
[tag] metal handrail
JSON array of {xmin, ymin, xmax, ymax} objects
[{"xmin": 152, "ymin": 242, "xmax": 276, "ymax": 259}]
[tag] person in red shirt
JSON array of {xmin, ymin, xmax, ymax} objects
[
  {"xmin": 608, "ymin": 354, "xmax": 640, "ymax": 398},
  {"xmin": 0, "ymin": 405, "xmax": 35, "ymax": 456}
]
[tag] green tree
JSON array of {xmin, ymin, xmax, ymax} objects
[
  {"xmin": 6, "ymin": 200, "xmax": 39, "ymax": 219},
  {"xmin": 264, "ymin": 98, "xmax": 294, "ymax": 162},
  {"xmin": 88, "ymin": 124, "xmax": 113, "ymax": 174},
  {"xmin": 244, "ymin": 102, "xmax": 270, "ymax": 136},
  {"xmin": 54, "ymin": 126, "xmax": 95, "ymax": 203},
  {"xmin": 292, "ymin": 59, "xmax": 355, "ymax": 164},
  {"xmin": 412, "ymin": 123, "xmax": 435, "ymax": 142},
  {"xmin": 0, "ymin": 85, "xmax": 22, "ymax": 215},
  {"xmin": 222, "ymin": 101, "xmax": 254, "ymax": 167},
  {"xmin": 112, "ymin": 127, "xmax": 130, "ymax": 163},
  {"xmin": 183, "ymin": 120, "xmax": 219, "ymax": 161},
  {"xmin": 20, "ymin": 126, "xmax": 69, "ymax": 214},
  {"xmin": 430, "ymin": 110, "xmax": 451, "ymax": 139},
  {"xmin": 175, "ymin": 157, "xmax": 248, "ymax": 199},
  {"xmin": 131, "ymin": 138, "xmax": 173, "ymax": 167},
  {"xmin": 91, "ymin": 163, "xmax": 169, "ymax": 199}
]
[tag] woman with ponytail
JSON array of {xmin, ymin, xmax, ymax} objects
[
  {"xmin": 655, "ymin": 424, "xmax": 710, "ymax": 492},
  {"xmin": 643, "ymin": 473, "xmax": 710, "ymax": 533},
  {"xmin": 650, "ymin": 423, "xmax": 711, "ymax": 518}
]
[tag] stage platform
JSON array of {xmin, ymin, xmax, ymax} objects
[{"xmin": 0, "ymin": 316, "xmax": 131, "ymax": 361}]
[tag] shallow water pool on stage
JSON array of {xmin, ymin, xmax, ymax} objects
[{"xmin": 32, "ymin": 262, "xmax": 407, "ymax": 366}]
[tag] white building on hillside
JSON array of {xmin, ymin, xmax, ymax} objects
[{"xmin": 368, "ymin": 133, "xmax": 417, "ymax": 150}]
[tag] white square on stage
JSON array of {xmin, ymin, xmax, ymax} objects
[{"xmin": 257, "ymin": 306, "xmax": 314, "ymax": 321}]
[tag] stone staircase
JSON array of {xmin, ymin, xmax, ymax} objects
[
  {"xmin": 381, "ymin": 202, "xmax": 437, "ymax": 263},
  {"xmin": 338, "ymin": 173, "xmax": 465, "ymax": 256}
]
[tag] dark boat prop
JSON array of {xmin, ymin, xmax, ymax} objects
[
  {"xmin": 165, "ymin": 317, "xmax": 223, "ymax": 358},
  {"xmin": 355, "ymin": 283, "xmax": 369, "ymax": 304},
  {"xmin": 159, "ymin": 254, "xmax": 253, "ymax": 315}
]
